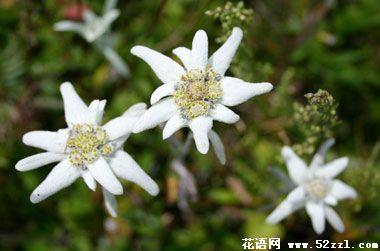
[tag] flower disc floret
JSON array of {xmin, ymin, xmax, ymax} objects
[
  {"xmin": 173, "ymin": 66, "xmax": 222, "ymax": 120},
  {"xmin": 66, "ymin": 124, "xmax": 113, "ymax": 167},
  {"xmin": 307, "ymin": 178, "xmax": 331, "ymax": 200}
]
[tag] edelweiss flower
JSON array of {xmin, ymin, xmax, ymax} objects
[
  {"xmin": 54, "ymin": 0, "xmax": 129, "ymax": 77},
  {"xmin": 266, "ymin": 139, "xmax": 357, "ymax": 234},
  {"xmin": 131, "ymin": 27, "xmax": 273, "ymax": 163},
  {"xmin": 54, "ymin": 0, "xmax": 119, "ymax": 43},
  {"xmin": 16, "ymin": 82, "xmax": 158, "ymax": 216}
]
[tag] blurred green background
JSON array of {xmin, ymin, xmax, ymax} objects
[{"xmin": 1, "ymin": 0, "xmax": 380, "ymax": 250}]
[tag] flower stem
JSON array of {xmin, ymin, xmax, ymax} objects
[{"xmin": 167, "ymin": 131, "xmax": 198, "ymax": 214}]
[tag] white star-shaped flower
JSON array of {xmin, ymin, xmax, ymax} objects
[
  {"xmin": 54, "ymin": 0, "xmax": 129, "ymax": 77},
  {"xmin": 131, "ymin": 27, "xmax": 273, "ymax": 163},
  {"xmin": 266, "ymin": 139, "xmax": 357, "ymax": 234},
  {"xmin": 54, "ymin": 0, "xmax": 119, "ymax": 43},
  {"xmin": 16, "ymin": 82, "xmax": 158, "ymax": 216}
]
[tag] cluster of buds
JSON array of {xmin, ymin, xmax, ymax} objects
[
  {"xmin": 206, "ymin": 1, "xmax": 253, "ymax": 43},
  {"xmin": 292, "ymin": 89, "xmax": 340, "ymax": 158}
]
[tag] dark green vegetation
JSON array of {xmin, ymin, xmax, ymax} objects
[{"xmin": 0, "ymin": 0, "xmax": 379, "ymax": 250}]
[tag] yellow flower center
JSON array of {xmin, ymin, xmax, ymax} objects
[
  {"xmin": 173, "ymin": 66, "xmax": 222, "ymax": 120},
  {"xmin": 308, "ymin": 179, "xmax": 330, "ymax": 199},
  {"xmin": 66, "ymin": 124, "xmax": 113, "ymax": 167}
]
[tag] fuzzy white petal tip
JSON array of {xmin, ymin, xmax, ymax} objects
[
  {"xmin": 281, "ymin": 146, "xmax": 293, "ymax": 158},
  {"xmin": 53, "ymin": 23, "xmax": 60, "ymax": 31},
  {"xmin": 162, "ymin": 114, "xmax": 185, "ymax": 140},
  {"xmin": 265, "ymin": 215, "xmax": 277, "ymax": 225},
  {"xmin": 196, "ymin": 142, "xmax": 209, "ymax": 154},
  {"xmin": 150, "ymin": 84, "xmax": 174, "ymax": 105},
  {"xmin": 265, "ymin": 200, "xmax": 296, "ymax": 225},
  {"xmin": 337, "ymin": 157, "xmax": 349, "ymax": 171},
  {"xmin": 15, "ymin": 153, "xmax": 66, "ymax": 172},
  {"xmin": 15, "ymin": 158, "xmax": 28, "ymax": 171},
  {"xmin": 162, "ymin": 131, "xmax": 171, "ymax": 140},
  {"xmin": 22, "ymin": 132, "xmax": 33, "ymax": 146},
  {"xmin": 148, "ymin": 183, "xmax": 160, "ymax": 196},
  {"xmin": 190, "ymin": 117, "xmax": 212, "ymax": 154},
  {"xmin": 60, "ymin": 81, "xmax": 74, "ymax": 93},
  {"xmin": 211, "ymin": 104, "xmax": 240, "ymax": 124},
  {"xmin": 219, "ymin": 158, "xmax": 226, "ymax": 165},
  {"xmin": 15, "ymin": 161, "xmax": 23, "ymax": 171},
  {"xmin": 195, "ymin": 29, "xmax": 207, "ymax": 36},
  {"xmin": 109, "ymin": 151, "xmax": 160, "ymax": 196},
  {"xmin": 113, "ymin": 187, "xmax": 123, "ymax": 195},
  {"xmin": 53, "ymin": 22, "xmax": 65, "ymax": 31},
  {"xmin": 130, "ymin": 46, "xmax": 143, "ymax": 56},
  {"xmin": 341, "ymin": 157, "xmax": 349, "ymax": 166},
  {"xmin": 30, "ymin": 193, "xmax": 40, "ymax": 204},
  {"xmin": 231, "ymin": 114, "xmax": 240, "ymax": 123},
  {"xmin": 192, "ymin": 133, "xmax": 210, "ymax": 154},
  {"xmin": 260, "ymin": 82, "xmax": 274, "ymax": 93},
  {"xmin": 232, "ymin": 26, "xmax": 243, "ymax": 36}
]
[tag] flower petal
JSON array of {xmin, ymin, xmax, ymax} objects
[
  {"xmin": 109, "ymin": 151, "xmax": 159, "ymax": 196},
  {"xmin": 122, "ymin": 102, "xmax": 147, "ymax": 117},
  {"xmin": 305, "ymin": 201, "xmax": 325, "ymax": 234},
  {"xmin": 221, "ymin": 77, "xmax": 273, "ymax": 106},
  {"xmin": 324, "ymin": 206, "xmax": 345, "ymax": 233},
  {"xmin": 16, "ymin": 152, "xmax": 66, "ymax": 172},
  {"xmin": 81, "ymin": 170, "xmax": 97, "ymax": 191},
  {"xmin": 133, "ymin": 98, "xmax": 177, "ymax": 133},
  {"xmin": 53, "ymin": 21, "xmax": 83, "ymax": 32},
  {"xmin": 112, "ymin": 136, "xmax": 129, "ymax": 150},
  {"xmin": 108, "ymin": 102, "xmax": 146, "ymax": 146},
  {"xmin": 310, "ymin": 138, "xmax": 335, "ymax": 169},
  {"xmin": 316, "ymin": 157, "xmax": 349, "ymax": 179},
  {"xmin": 172, "ymin": 47, "xmax": 191, "ymax": 69},
  {"xmin": 208, "ymin": 130, "xmax": 226, "ymax": 165},
  {"xmin": 87, "ymin": 100, "xmax": 101, "ymax": 125},
  {"xmin": 106, "ymin": 103, "xmax": 147, "ymax": 142},
  {"xmin": 30, "ymin": 159, "xmax": 80, "ymax": 203},
  {"xmin": 162, "ymin": 113, "xmax": 186, "ymax": 139},
  {"xmin": 266, "ymin": 200, "xmax": 304, "ymax": 224},
  {"xmin": 188, "ymin": 30, "xmax": 208, "ymax": 70},
  {"xmin": 131, "ymin": 46, "xmax": 185, "ymax": 85},
  {"xmin": 103, "ymin": 0, "xmax": 118, "ymax": 14},
  {"xmin": 87, "ymin": 157, "xmax": 123, "ymax": 195},
  {"xmin": 189, "ymin": 116, "xmax": 213, "ymax": 154},
  {"xmin": 150, "ymin": 84, "xmax": 175, "ymax": 105},
  {"xmin": 97, "ymin": 100, "xmax": 107, "ymax": 124},
  {"xmin": 102, "ymin": 9, "xmax": 120, "ymax": 27},
  {"xmin": 102, "ymin": 188, "xmax": 118, "ymax": 217},
  {"xmin": 60, "ymin": 82, "xmax": 88, "ymax": 126},
  {"xmin": 208, "ymin": 27, "xmax": 243, "ymax": 76},
  {"xmin": 324, "ymin": 194, "xmax": 338, "ymax": 206},
  {"xmin": 287, "ymin": 186, "xmax": 305, "ymax": 203},
  {"xmin": 330, "ymin": 180, "xmax": 357, "ymax": 200},
  {"xmin": 210, "ymin": 104, "xmax": 239, "ymax": 124},
  {"xmin": 83, "ymin": 10, "xmax": 97, "ymax": 22},
  {"xmin": 22, "ymin": 130, "xmax": 68, "ymax": 153},
  {"xmin": 281, "ymin": 146, "xmax": 308, "ymax": 185},
  {"xmin": 102, "ymin": 46, "xmax": 130, "ymax": 77},
  {"xmin": 103, "ymin": 115, "xmax": 139, "ymax": 140}
]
